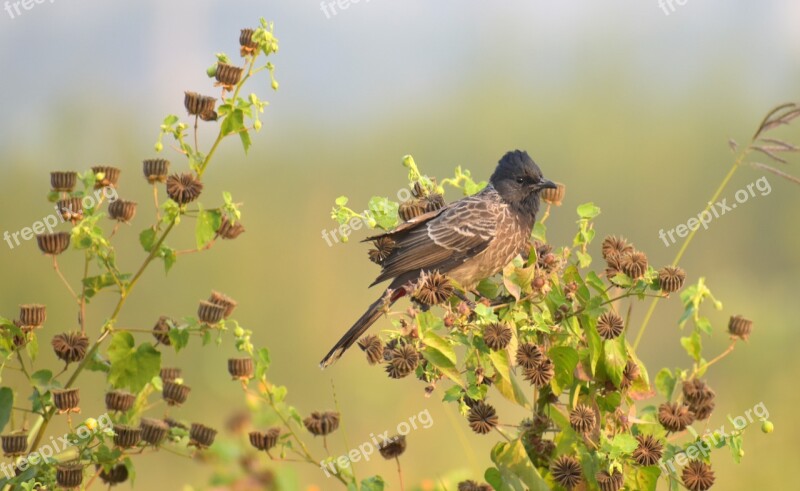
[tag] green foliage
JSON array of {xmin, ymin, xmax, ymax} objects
[{"xmin": 107, "ymin": 333, "xmax": 161, "ymax": 393}]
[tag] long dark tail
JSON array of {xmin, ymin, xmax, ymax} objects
[{"xmin": 320, "ymin": 289, "xmax": 403, "ymax": 368}]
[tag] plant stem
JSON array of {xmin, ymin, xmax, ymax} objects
[
  {"xmin": 395, "ymin": 456, "xmax": 405, "ymax": 491},
  {"xmin": 633, "ymin": 148, "xmax": 752, "ymax": 350},
  {"xmin": 52, "ymin": 256, "xmax": 78, "ymax": 301}
]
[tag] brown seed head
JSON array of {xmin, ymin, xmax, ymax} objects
[
  {"xmin": 596, "ymin": 469, "xmax": 624, "ymax": 491},
  {"xmin": 184, "ymin": 91, "xmax": 217, "ymax": 119},
  {"xmin": 56, "ymin": 464, "xmax": 84, "ymax": 489},
  {"xmin": 483, "ymin": 322, "xmax": 512, "ymax": 351},
  {"xmin": 105, "ymin": 390, "xmax": 136, "ymax": 413},
  {"xmin": 197, "ymin": 300, "xmax": 226, "ymax": 324},
  {"xmin": 162, "ymin": 381, "xmax": 191, "ymax": 406},
  {"xmin": 597, "ymin": 311, "xmax": 624, "ymax": 340},
  {"xmin": 385, "ymin": 344, "xmax": 420, "ymax": 379},
  {"xmin": 57, "ymin": 197, "xmax": 84, "ymax": 223},
  {"xmin": 632, "ymin": 434, "xmax": 664, "ymax": 466},
  {"xmin": 728, "ymin": 315, "xmax": 752, "ymax": 340},
  {"xmin": 91, "ymin": 166, "xmax": 121, "ymax": 189},
  {"xmin": 228, "ymin": 358, "xmax": 254, "ymax": 380},
  {"xmin": 457, "ymin": 480, "xmax": 492, "ymax": 491},
  {"xmin": 209, "ymin": 291, "xmax": 238, "ymax": 318},
  {"xmin": 51, "ymin": 171, "xmax": 78, "ymax": 192},
  {"xmin": 541, "ymin": 182, "xmax": 566, "ymax": 206},
  {"xmin": 152, "ymin": 316, "xmax": 173, "ymax": 345},
  {"xmin": 357, "ymin": 334, "xmax": 384, "ymax": 365},
  {"xmin": 516, "ymin": 343, "xmax": 544, "ymax": 369},
  {"xmin": 160, "ymin": 367, "xmax": 182, "ymax": 383},
  {"xmin": 524, "ymin": 357, "xmax": 555, "ymax": 388},
  {"xmin": 52, "ymin": 388, "xmax": 80, "ymax": 413},
  {"xmin": 378, "ymin": 434, "xmax": 406, "ymax": 459},
  {"xmin": 139, "ymin": 418, "xmax": 169, "ymax": 446},
  {"xmin": 467, "ymin": 401, "xmax": 498, "ymax": 435},
  {"xmin": 398, "ymin": 199, "xmax": 427, "ymax": 221},
  {"xmin": 98, "ymin": 463, "xmax": 129, "ymax": 485},
  {"xmin": 621, "ymin": 251, "xmax": 649, "ymax": 279},
  {"xmin": 413, "ymin": 271, "xmax": 454, "ymax": 306},
  {"xmin": 143, "ymin": 158, "xmax": 170, "ymax": 184},
  {"xmin": 658, "ymin": 266, "xmax": 686, "ymax": 294},
  {"xmin": 303, "ymin": 411, "xmax": 340, "ymax": 436},
  {"xmin": 368, "ymin": 236, "xmax": 396, "ymax": 264},
  {"xmin": 215, "ymin": 63, "xmax": 244, "ymax": 88},
  {"xmin": 569, "ymin": 404, "xmax": 596, "ymax": 434},
  {"xmin": 682, "ymin": 460, "xmax": 715, "ymax": 491},
  {"xmin": 166, "ymin": 173, "xmax": 203, "ymax": 205},
  {"xmin": 249, "ymin": 428, "xmax": 281, "ymax": 451},
  {"xmin": 551, "ymin": 455, "xmax": 582, "ymax": 489},
  {"xmin": 113, "ymin": 424, "xmax": 141, "ymax": 448},
  {"xmin": 1, "ymin": 433, "xmax": 28, "ymax": 457},
  {"xmin": 620, "ymin": 359, "xmax": 640, "ymax": 390},
  {"xmin": 189, "ymin": 423, "xmax": 218, "ymax": 449},
  {"xmin": 217, "ymin": 214, "xmax": 246, "ymax": 239},
  {"xmin": 108, "ymin": 200, "xmax": 137, "ymax": 223},
  {"xmin": 601, "ymin": 236, "xmax": 634, "ymax": 260},
  {"xmin": 658, "ymin": 402, "xmax": 695, "ymax": 432},
  {"xmin": 36, "ymin": 232, "xmax": 71, "ymax": 255}
]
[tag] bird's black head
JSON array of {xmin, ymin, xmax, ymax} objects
[{"xmin": 490, "ymin": 150, "xmax": 556, "ymax": 219}]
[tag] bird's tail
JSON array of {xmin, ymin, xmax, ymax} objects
[{"xmin": 320, "ymin": 289, "xmax": 402, "ymax": 368}]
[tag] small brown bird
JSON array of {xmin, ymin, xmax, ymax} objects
[{"xmin": 320, "ymin": 150, "xmax": 556, "ymax": 368}]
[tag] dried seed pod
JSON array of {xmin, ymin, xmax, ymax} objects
[
  {"xmin": 217, "ymin": 215, "xmax": 246, "ymax": 239},
  {"xmin": 683, "ymin": 379, "xmax": 716, "ymax": 421},
  {"xmin": 368, "ymin": 236, "xmax": 396, "ymax": 264},
  {"xmin": 601, "ymin": 236, "xmax": 634, "ymax": 260},
  {"xmin": 113, "ymin": 424, "xmax": 141, "ymax": 448},
  {"xmin": 56, "ymin": 464, "xmax": 84, "ymax": 489},
  {"xmin": 57, "ymin": 197, "xmax": 84, "ymax": 223},
  {"xmin": 249, "ymin": 428, "xmax": 281, "ymax": 451},
  {"xmin": 51, "ymin": 171, "xmax": 78, "ymax": 192},
  {"xmin": 457, "ymin": 480, "xmax": 493, "ymax": 491},
  {"xmin": 143, "ymin": 158, "xmax": 170, "ymax": 184},
  {"xmin": 152, "ymin": 316, "xmax": 173, "ymax": 345},
  {"xmin": 162, "ymin": 381, "xmax": 191, "ymax": 406},
  {"xmin": 357, "ymin": 335, "xmax": 384, "ymax": 365},
  {"xmin": 541, "ymin": 182, "xmax": 566, "ymax": 206},
  {"xmin": 468, "ymin": 401, "xmax": 498, "ymax": 435},
  {"xmin": 398, "ymin": 199, "xmax": 427, "ymax": 221},
  {"xmin": 91, "ymin": 166, "xmax": 121, "ymax": 189},
  {"xmin": 1, "ymin": 433, "xmax": 28, "ymax": 457},
  {"xmin": 551, "ymin": 455, "xmax": 582, "ymax": 489},
  {"xmin": 197, "ymin": 300, "xmax": 226, "ymax": 324},
  {"xmin": 215, "ymin": 63, "xmax": 244, "ymax": 88},
  {"xmin": 633, "ymin": 434, "xmax": 664, "ymax": 466},
  {"xmin": 139, "ymin": 418, "xmax": 169, "ymax": 446},
  {"xmin": 228, "ymin": 358, "xmax": 254, "ymax": 380},
  {"xmin": 682, "ymin": 460, "xmax": 715, "ymax": 491},
  {"xmin": 596, "ymin": 469, "xmax": 624, "ymax": 491},
  {"xmin": 728, "ymin": 315, "xmax": 752, "ymax": 340},
  {"xmin": 19, "ymin": 304, "xmax": 46, "ymax": 328},
  {"xmin": 523, "ymin": 357, "xmax": 554, "ymax": 388},
  {"xmin": 36, "ymin": 232, "xmax": 71, "ymax": 255},
  {"xmin": 412, "ymin": 271, "xmax": 454, "ymax": 306},
  {"xmin": 108, "ymin": 200, "xmax": 137, "ymax": 222},
  {"xmin": 658, "ymin": 266, "xmax": 686, "ymax": 294},
  {"xmin": 605, "ymin": 254, "xmax": 624, "ymax": 283},
  {"xmin": 596, "ymin": 311, "xmax": 624, "ymax": 340},
  {"xmin": 189, "ymin": 423, "xmax": 217, "ymax": 449},
  {"xmin": 160, "ymin": 367, "xmax": 181, "ymax": 383},
  {"xmin": 184, "ymin": 91, "xmax": 217, "ymax": 119},
  {"xmin": 620, "ymin": 359, "xmax": 640, "ymax": 390},
  {"xmin": 483, "ymin": 322, "xmax": 512, "ymax": 351},
  {"xmin": 516, "ymin": 343, "xmax": 544, "ymax": 369},
  {"xmin": 240, "ymin": 28, "xmax": 258, "ymax": 54},
  {"xmin": 378, "ymin": 435, "xmax": 406, "ymax": 459},
  {"xmin": 621, "ymin": 251, "xmax": 648, "ymax": 279},
  {"xmin": 658, "ymin": 402, "xmax": 695, "ymax": 432},
  {"xmin": 98, "ymin": 463, "xmax": 129, "ymax": 485},
  {"xmin": 208, "ymin": 291, "xmax": 238, "ymax": 318},
  {"xmin": 384, "ymin": 344, "xmax": 419, "ymax": 379},
  {"xmin": 422, "ymin": 193, "xmax": 446, "ymax": 212},
  {"xmin": 303, "ymin": 411, "xmax": 340, "ymax": 436},
  {"xmin": 569, "ymin": 404, "xmax": 595, "ymax": 434},
  {"xmin": 52, "ymin": 388, "xmax": 80, "ymax": 413},
  {"xmin": 166, "ymin": 173, "xmax": 203, "ymax": 205},
  {"xmin": 105, "ymin": 390, "xmax": 136, "ymax": 412}
]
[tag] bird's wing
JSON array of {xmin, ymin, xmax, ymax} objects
[{"xmin": 369, "ymin": 194, "xmax": 500, "ymax": 286}]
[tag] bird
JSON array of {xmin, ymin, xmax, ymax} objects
[{"xmin": 320, "ymin": 150, "xmax": 556, "ymax": 368}]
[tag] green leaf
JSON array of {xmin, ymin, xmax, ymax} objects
[
  {"xmin": 26, "ymin": 334, "xmax": 38, "ymax": 362},
  {"xmin": 167, "ymin": 326, "xmax": 190, "ymax": 353},
  {"xmin": 160, "ymin": 246, "xmax": 177, "ymax": 273},
  {"xmin": 493, "ymin": 374, "xmax": 529, "ymax": 408},
  {"xmin": 695, "ymin": 316, "xmax": 712, "ymax": 335},
  {"xmin": 474, "ymin": 304, "xmax": 498, "ymax": 322},
  {"xmin": 139, "ymin": 228, "xmax": 157, "ymax": 252},
  {"xmin": 0, "ymin": 388, "xmax": 12, "ymax": 433},
  {"xmin": 367, "ymin": 196, "xmax": 399, "ymax": 230},
  {"xmin": 255, "ymin": 348, "xmax": 271, "ymax": 379},
  {"xmin": 488, "ymin": 349, "xmax": 511, "ymax": 383},
  {"xmin": 548, "ymin": 346, "xmax": 579, "ymax": 395},
  {"xmin": 422, "ymin": 346, "xmax": 462, "ymax": 387},
  {"xmin": 360, "ymin": 476, "xmax": 385, "ymax": 491},
  {"xmin": 531, "ymin": 222, "xmax": 547, "ymax": 242},
  {"xmin": 239, "ymin": 130, "xmax": 252, "ymax": 153},
  {"xmin": 476, "ymin": 278, "xmax": 501, "ymax": 299},
  {"xmin": 107, "ymin": 333, "xmax": 162, "ymax": 392},
  {"xmin": 655, "ymin": 368, "xmax": 677, "ymax": 401},
  {"xmin": 489, "ymin": 439, "xmax": 549, "ymax": 491},
  {"xmin": 195, "ymin": 209, "xmax": 222, "ymax": 249},
  {"xmin": 680, "ymin": 331, "xmax": 702, "ymax": 362},
  {"xmin": 421, "ymin": 331, "xmax": 456, "ymax": 365},
  {"xmin": 636, "ymin": 466, "xmax": 661, "ymax": 491},
  {"xmin": 577, "ymin": 202, "xmax": 601, "ymax": 219},
  {"xmin": 603, "ymin": 337, "xmax": 627, "ymax": 387},
  {"xmin": 581, "ymin": 315, "xmax": 603, "ymax": 375},
  {"xmin": 221, "ymin": 108, "xmax": 245, "ymax": 137}
]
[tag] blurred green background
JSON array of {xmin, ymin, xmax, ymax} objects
[{"xmin": 1, "ymin": 1, "xmax": 799, "ymax": 489}]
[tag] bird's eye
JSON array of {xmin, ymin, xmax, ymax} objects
[{"xmin": 516, "ymin": 177, "xmax": 526, "ymax": 184}]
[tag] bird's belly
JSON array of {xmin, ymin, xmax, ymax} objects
[{"xmin": 447, "ymin": 237, "xmax": 525, "ymax": 289}]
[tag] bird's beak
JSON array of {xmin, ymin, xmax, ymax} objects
[{"xmin": 537, "ymin": 179, "xmax": 557, "ymax": 190}]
